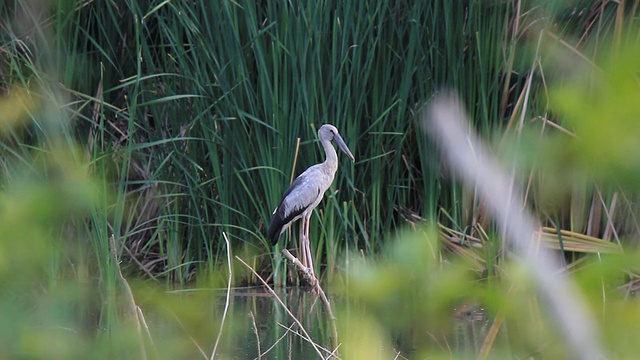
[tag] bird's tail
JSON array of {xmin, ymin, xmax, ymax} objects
[{"xmin": 267, "ymin": 221, "xmax": 282, "ymax": 245}]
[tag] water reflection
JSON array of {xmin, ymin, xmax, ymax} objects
[
  {"xmin": 152, "ymin": 287, "xmax": 333, "ymax": 359},
  {"xmin": 226, "ymin": 287, "xmax": 332, "ymax": 359},
  {"xmin": 151, "ymin": 287, "xmax": 487, "ymax": 359},
  {"xmin": 452, "ymin": 305, "xmax": 489, "ymax": 357}
]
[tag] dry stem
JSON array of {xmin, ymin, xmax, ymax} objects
[
  {"xmin": 210, "ymin": 232, "xmax": 233, "ymax": 360},
  {"xmin": 236, "ymin": 255, "xmax": 338, "ymax": 359}
]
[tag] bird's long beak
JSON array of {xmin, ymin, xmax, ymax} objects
[{"xmin": 334, "ymin": 133, "xmax": 355, "ymax": 162}]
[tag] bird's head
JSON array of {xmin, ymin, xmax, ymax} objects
[{"xmin": 318, "ymin": 124, "xmax": 355, "ymax": 162}]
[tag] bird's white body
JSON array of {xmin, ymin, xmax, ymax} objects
[
  {"xmin": 277, "ymin": 164, "xmax": 335, "ymax": 224},
  {"xmin": 268, "ymin": 124, "xmax": 354, "ymax": 277}
]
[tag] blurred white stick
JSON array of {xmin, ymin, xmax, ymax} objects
[
  {"xmin": 211, "ymin": 232, "xmax": 233, "ymax": 360},
  {"xmin": 424, "ymin": 94, "xmax": 605, "ymax": 360}
]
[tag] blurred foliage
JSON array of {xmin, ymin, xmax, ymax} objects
[
  {"xmin": 340, "ymin": 227, "xmax": 640, "ymax": 358},
  {"xmin": 0, "ymin": 86, "xmax": 273, "ymax": 359},
  {"xmin": 0, "ymin": 89, "xmax": 102, "ymax": 357},
  {"xmin": 550, "ymin": 41, "xmax": 640, "ymax": 186},
  {"xmin": 0, "ymin": 88, "xmax": 35, "ymax": 134},
  {"xmin": 1, "ymin": 0, "xmax": 640, "ymax": 358},
  {"xmin": 338, "ymin": 10, "xmax": 640, "ymax": 360},
  {"xmin": 339, "ymin": 226, "xmax": 482, "ymax": 356}
]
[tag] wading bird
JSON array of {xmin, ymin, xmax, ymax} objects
[{"xmin": 268, "ymin": 124, "xmax": 355, "ymax": 278}]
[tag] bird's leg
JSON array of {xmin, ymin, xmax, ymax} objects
[
  {"xmin": 304, "ymin": 215, "xmax": 316, "ymax": 279},
  {"xmin": 299, "ymin": 216, "xmax": 307, "ymax": 268}
]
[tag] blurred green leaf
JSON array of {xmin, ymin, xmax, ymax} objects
[{"xmin": 550, "ymin": 40, "xmax": 640, "ymax": 185}]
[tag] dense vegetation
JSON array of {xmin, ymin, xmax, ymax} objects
[{"xmin": 1, "ymin": 0, "xmax": 640, "ymax": 358}]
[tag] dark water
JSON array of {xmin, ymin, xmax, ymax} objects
[
  {"xmin": 145, "ymin": 287, "xmax": 335, "ymax": 359},
  {"xmin": 145, "ymin": 286, "xmax": 489, "ymax": 359},
  {"xmin": 222, "ymin": 287, "xmax": 331, "ymax": 359}
]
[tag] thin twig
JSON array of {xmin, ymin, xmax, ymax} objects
[
  {"xmin": 275, "ymin": 323, "xmax": 342, "ymax": 360},
  {"xmin": 479, "ymin": 311, "xmax": 505, "ymax": 360},
  {"xmin": 254, "ymin": 323, "xmax": 295, "ymax": 360},
  {"xmin": 109, "ymin": 235, "xmax": 148, "ymax": 360},
  {"xmin": 545, "ymin": 31, "xmax": 602, "ymax": 72},
  {"xmin": 210, "ymin": 232, "xmax": 233, "ymax": 360},
  {"xmin": 479, "ymin": 285, "xmax": 514, "ymax": 359},
  {"xmin": 281, "ymin": 249, "xmax": 339, "ymax": 352},
  {"xmin": 168, "ymin": 311, "xmax": 208, "ymax": 359},
  {"xmin": 235, "ymin": 255, "xmax": 328, "ymax": 359},
  {"xmin": 137, "ymin": 306, "xmax": 160, "ymax": 360},
  {"xmin": 250, "ymin": 311, "xmax": 261, "ymax": 360},
  {"xmin": 121, "ymin": 241, "xmax": 161, "ymax": 283},
  {"xmin": 597, "ymin": 188, "xmax": 622, "ymax": 248},
  {"xmin": 290, "ymin": 137, "xmax": 301, "ymax": 185},
  {"xmin": 282, "ymin": 249, "xmax": 315, "ymax": 285}
]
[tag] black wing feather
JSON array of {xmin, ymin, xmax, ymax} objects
[{"xmin": 267, "ymin": 170, "xmax": 321, "ymax": 244}]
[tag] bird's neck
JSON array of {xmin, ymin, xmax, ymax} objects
[{"xmin": 322, "ymin": 140, "xmax": 338, "ymax": 171}]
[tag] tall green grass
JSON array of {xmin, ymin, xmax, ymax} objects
[
  {"xmin": 3, "ymin": 0, "xmax": 636, "ymax": 282},
  {"xmin": 70, "ymin": 1, "xmax": 527, "ymax": 282},
  {"xmin": 3, "ymin": 0, "xmax": 640, "ymax": 358}
]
